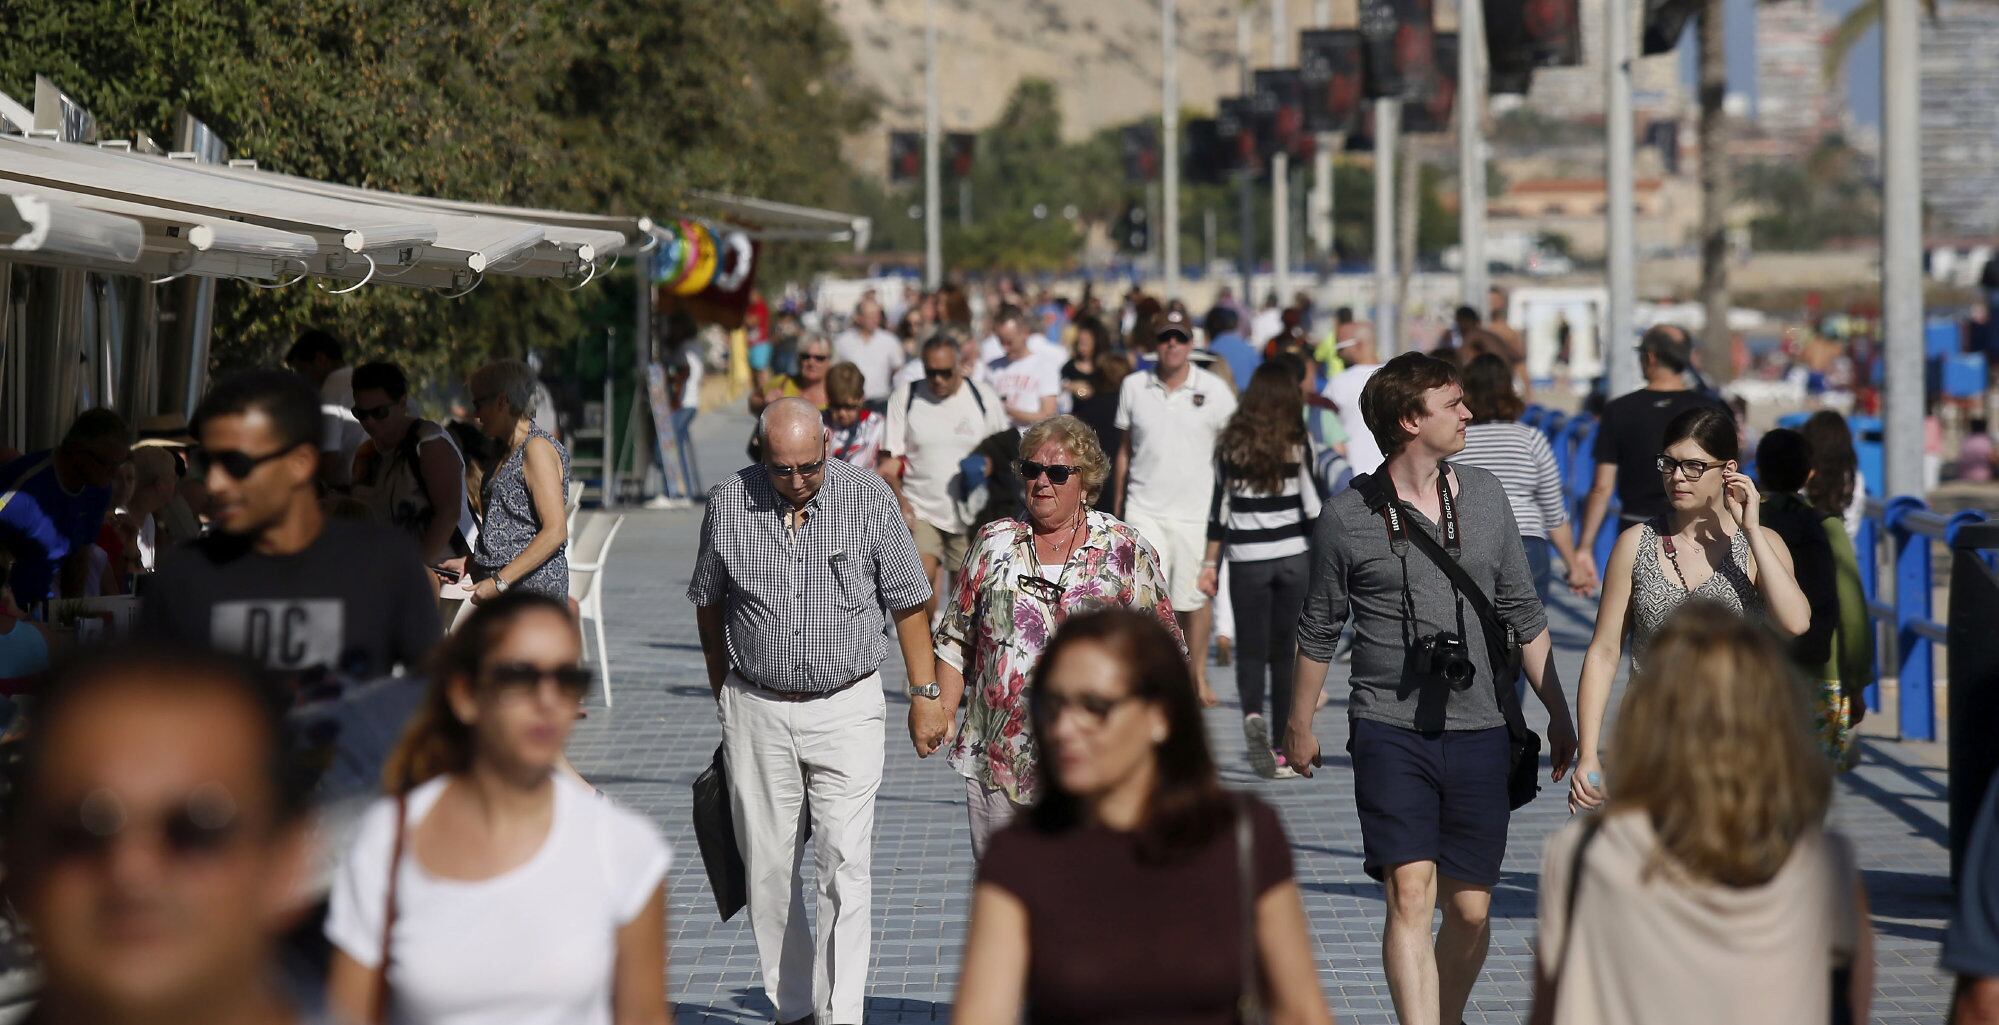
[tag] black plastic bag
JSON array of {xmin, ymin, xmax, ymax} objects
[{"xmin": 691, "ymin": 744, "xmax": 747, "ymax": 921}]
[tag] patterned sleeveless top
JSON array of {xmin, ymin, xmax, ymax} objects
[
  {"xmin": 473, "ymin": 422, "xmax": 571, "ymax": 598},
  {"xmin": 1629, "ymin": 518, "xmax": 1759, "ymax": 665}
]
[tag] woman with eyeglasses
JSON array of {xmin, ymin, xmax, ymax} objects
[
  {"xmin": 350, "ymin": 361, "xmax": 474, "ymax": 572},
  {"xmin": 924, "ymin": 416, "xmax": 1182, "ymax": 859},
  {"xmin": 326, "ymin": 592, "xmax": 671, "ymax": 1025},
  {"xmin": 952, "ymin": 609, "xmax": 1334, "ymax": 1025},
  {"xmin": 749, "ymin": 333, "xmax": 833, "ymax": 416},
  {"xmin": 1568, "ymin": 406, "xmax": 1811, "ymax": 813},
  {"xmin": 463, "ymin": 360, "xmax": 570, "ymax": 604}
]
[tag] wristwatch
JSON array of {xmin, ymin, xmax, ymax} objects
[
  {"xmin": 907, "ymin": 681, "xmax": 942, "ymax": 700},
  {"xmin": 493, "ymin": 574, "xmax": 511, "ymax": 594}
]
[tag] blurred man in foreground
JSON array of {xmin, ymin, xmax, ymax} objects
[{"xmin": 4, "ymin": 644, "xmax": 314, "ymax": 1025}]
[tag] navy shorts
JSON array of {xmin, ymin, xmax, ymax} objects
[{"xmin": 1348, "ymin": 717, "xmax": 1511, "ymax": 887}]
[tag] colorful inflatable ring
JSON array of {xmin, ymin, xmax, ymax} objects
[
  {"xmin": 709, "ymin": 230, "xmax": 755, "ymax": 293},
  {"xmin": 671, "ymin": 221, "xmax": 719, "ymax": 296},
  {"xmin": 651, "ymin": 222, "xmax": 687, "ymax": 285}
]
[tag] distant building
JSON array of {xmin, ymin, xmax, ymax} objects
[
  {"xmin": 1525, "ymin": 0, "xmax": 1687, "ymax": 119},
  {"xmin": 1755, "ymin": 0, "xmax": 1842, "ymax": 150},
  {"xmin": 1486, "ymin": 176, "xmax": 1699, "ymax": 259},
  {"xmin": 1921, "ymin": 0, "xmax": 1999, "ymax": 235}
]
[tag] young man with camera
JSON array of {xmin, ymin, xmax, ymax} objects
[{"xmin": 1284, "ymin": 351, "xmax": 1578, "ymax": 1025}]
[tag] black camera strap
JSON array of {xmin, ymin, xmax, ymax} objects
[{"xmin": 1354, "ymin": 469, "xmax": 1526, "ymax": 730}]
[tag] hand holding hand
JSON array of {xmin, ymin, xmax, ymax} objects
[
  {"xmin": 908, "ymin": 700, "xmax": 952, "ymax": 758},
  {"xmin": 1546, "ymin": 712, "xmax": 1579, "ymax": 782},
  {"xmin": 1568, "ymin": 753, "xmax": 1605, "ymax": 814},
  {"xmin": 1567, "ymin": 554, "xmax": 1599, "ymax": 598}
]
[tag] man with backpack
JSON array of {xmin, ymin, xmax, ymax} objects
[{"xmin": 880, "ymin": 333, "xmax": 1010, "ymax": 624}]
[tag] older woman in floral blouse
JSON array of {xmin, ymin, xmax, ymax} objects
[{"xmin": 913, "ymin": 414, "xmax": 1183, "ymax": 859}]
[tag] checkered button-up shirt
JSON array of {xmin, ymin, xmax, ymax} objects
[{"xmin": 689, "ymin": 458, "xmax": 931, "ymax": 694}]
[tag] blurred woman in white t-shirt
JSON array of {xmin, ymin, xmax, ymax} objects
[{"xmin": 325, "ymin": 592, "xmax": 671, "ymax": 1025}]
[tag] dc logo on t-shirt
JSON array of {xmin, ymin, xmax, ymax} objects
[{"xmin": 211, "ymin": 599, "xmax": 345, "ymax": 670}]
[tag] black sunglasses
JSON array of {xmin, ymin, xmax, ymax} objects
[
  {"xmin": 1015, "ymin": 459, "xmax": 1079, "ymax": 485},
  {"xmin": 192, "ymin": 444, "xmax": 305, "ymax": 481},
  {"xmin": 798, "ymin": 353, "xmax": 830, "ymax": 363},
  {"xmin": 1031, "ymin": 690, "xmax": 1142, "ymax": 726},
  {"xmin": 39, "ymin": 784, "xmax": 243, "ymax": 865},
  {"xmin": 924, "ymin": 365, "xmax": 958, "ymax": 380},
  {"xmin": 485, "ymin": 662, "xmax": 593, "ymax": 697},
  {"xmin": 351, "ymin": 403, "xmax": 395, "ymax": 422},
  {"xmin": 767, "ymin": 458, "xmax": 826, "ymax": 478}
]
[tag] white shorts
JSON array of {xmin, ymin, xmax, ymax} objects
[{"xmin": 1122, "ymin": 509, "xmax": 1209, "ymax": 612}]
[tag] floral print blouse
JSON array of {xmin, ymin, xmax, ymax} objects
[{"xmin": 933, "ymin": 509, "xmax": 1183, "ymax": 804}]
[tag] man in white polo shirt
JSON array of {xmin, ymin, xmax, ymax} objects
[
  {"xmin": 833, "ymin": 295, "xmax": 907, "ymax": 406},
  {"xmin": 881, "ymin": 334, "xmax": 1010, "ymax": 625},
  {"xmin": 1113, "ymin": 309, "xmax": 1237, "ymax": 700}
]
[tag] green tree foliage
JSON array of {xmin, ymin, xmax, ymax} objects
[
  {"xmin": 1740, "ymin": 135, "xmax": 1881, "ymax": 250},
  {"xmin": 3, "ymin": 0, "xmax": 872, "ymax": 387}
]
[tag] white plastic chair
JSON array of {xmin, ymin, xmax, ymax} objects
[
  {"xmin": 568, "ymin": 511, "xmax": 627, "ymax": 707},
  {"xmin": 563, "ymin": 483, "xmax": 584, "ymax": 538}
]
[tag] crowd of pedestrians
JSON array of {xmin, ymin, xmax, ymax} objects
[{"xmin": 0, "ymin": 277, "xmax": 1980, "ymax": 1025}]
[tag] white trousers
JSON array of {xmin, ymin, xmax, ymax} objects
[
  {"xmin": 720, "ymin": 672, "xmax": 885, "ymax": 1024},
  {"xmin": 965, "ymin": 776, "xmax": 1026, "ymax": 861}
]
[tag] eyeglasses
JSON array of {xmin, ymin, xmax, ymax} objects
[
  {"xmin": 38, "ymin": 783, "xmax": 244, "ymax": 866},
  {"xmin": 484, "ymin": 661, "xmax": 593, "ymax": 698},
  {"xmin": 829, "ymin": 403, "xmax": 864, "ymax": 414},
  {"xmin": 1157, "ymin": 334, "xmax": 1192, "ymax": 347},
  {"xmin": 1032, "ymin": 690, "xmax": 1142, "ymax": 726},
  {"xmin": 767, "ymin": 458, "xmax": 827, "ymax": 478},
  {"xmin": 798, "ymin": 353, "xmax": 830, "ymax": 363},
  {"xmin": 192, "ymin": 445, "xmax": 304, "ymax": 481},
  {"xmin": 1655, "ymin": 454, "xmax": 1723, "ymax": 479},
  {"xmin": 923, "ymin": 365, "xmax": 957, "ymax": 380},
  {"xmin": 351, "ymin": 402, "xmax": 395, "ymax": 422},
  {"xmin": 1015, "ymin": 459, "xmax": 1080, "ymax": 485}
]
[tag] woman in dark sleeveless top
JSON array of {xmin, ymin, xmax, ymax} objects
[{"xmin": 466, "ymin": 360, "xmax": 571, "ymax": 601}]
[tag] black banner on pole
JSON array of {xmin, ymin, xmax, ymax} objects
[
  {"xmin": 1217, "ymin": 97, "xmax": 1262, "ymax": 177},
  {"xmin": 1359, "ymin": 0, "xmax": 1436, "ymax": 99},
  {"xmin": 1184, "ymin": 118, "xmax": 1227, "ymax": 185},
  {"xmin": 1121, "ymin": 123, "xmax": 1161, "ymax": 183},
  {"xmin": 1527, "ymin": 0, "xmax": 1583, "ymax": 66},
  {"xmin": 1253, "ymin": 68, "xmax": 1312, "ymax": 160},
  {"xmin": 1642, "ymin": 0, "xmax": 1700, "ymax": 54},
  {"xmin": 945, "ymin": 133, "xmax": 977, "ymax": 179},
  {"xmin": 1300, "ymin": 29, "xmax": 1366, "ymax": 135},
  {"xmin": 889, "ymin": 131, "xmax": 921, "ymax": 184},
  {"xmin": 1484, "ymin": 0, "xmax": 1538, "ymax": 95},
  {"xmin": 1404, "ymin": 33, "xmax": 1459, "ymax": 134}
]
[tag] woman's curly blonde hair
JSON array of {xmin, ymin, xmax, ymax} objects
[{"xmin": 1018, "ymin": 415, "xmax": 1110, "ymax": 502}]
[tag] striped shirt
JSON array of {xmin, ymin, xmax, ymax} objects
[
  {"xmin": 1206, "ymin": 448, "xmax": 1323, "ymax": 564},
  {"xmin": 1452, "ymin": 421, "xmax": 1568, "ymax": 540},
  {"xmin": 688, "ymin": 458, "xmax": 931, "ymax": 693}
]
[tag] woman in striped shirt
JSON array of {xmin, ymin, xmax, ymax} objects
[
  {"xmin": 1197, "ymin": 361, "xmax": 1322, "ymax": 779},
  {"xmin": 1453, "ymin": 353, "xmax": 1595, "ymax": 601}
]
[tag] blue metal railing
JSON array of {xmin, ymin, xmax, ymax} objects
[{"xmin": 1520, "ymin": 404, "xmax": 1986, "ymax": 742}]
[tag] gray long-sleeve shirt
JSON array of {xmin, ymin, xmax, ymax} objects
[{"xmin": 1297, "ymin": 462, "xmax": 1547, "ymax": 732}]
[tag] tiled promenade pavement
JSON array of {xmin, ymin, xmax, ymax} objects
[{"xmin": 571, "ymin": 408, "xmax": 1954, "ymax": 1024}]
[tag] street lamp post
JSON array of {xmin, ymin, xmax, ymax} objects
[
  {"xmin": 923, "ymin": 0, "xmax": 942, "ymax": 289},
  {"xmin": 1882, "ymin": 0, "xmax": 1924, "ymax": 499},
  {"xmin": 1458, "ymin": 0, "xmax": 1488, "ymax": 309},
  {"xmin": 1604, "ymin": 0, "xmax": 1639, "ymax": 396},
  {"xmin": 1272, "ymin": 0, "xmax": 1292, "ymax": 304},
  {"xmin": 1375, "ymin": 99, "xmax": 1400, "ymax": 354},
  {"xmin": 1163, "ymin": 0, "xmax": 1182, "ymax": 294}
]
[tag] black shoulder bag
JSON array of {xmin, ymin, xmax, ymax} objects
[{"xmin": 1354, "ymin": 468, "xmax": 1542, "ymax": 810}]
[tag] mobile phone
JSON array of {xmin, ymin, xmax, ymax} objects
[{"xmin": 431, "ymin": 564, "xmax": 463, "ymax": 584}]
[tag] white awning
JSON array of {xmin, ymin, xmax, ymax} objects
[
  {"xmin": 0, "ymin": 190, "xmax": 143, "ymax": 266},
  {"xmin": 0, "ymin": 180, "xmax": 317, "ymax": 280},
  {"xmin": 684, "ymin": 189, "xmax": 871, "ymax": 251}
]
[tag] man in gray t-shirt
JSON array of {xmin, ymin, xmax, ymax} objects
[{"xmin": 1284, "ymin": 352, "xmax": 1578, "ymax": 1025}]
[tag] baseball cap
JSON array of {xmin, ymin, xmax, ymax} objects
[{"xmin": 1155, "ymin": 309, "xmax": 1193, "ymax": 343}]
